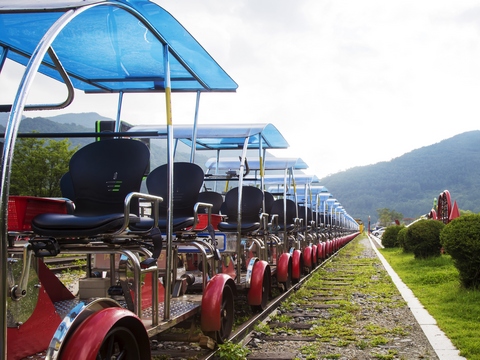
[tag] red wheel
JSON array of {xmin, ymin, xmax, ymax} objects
[
  {"xmin": 303, "ymin": 246, "xmax": 312, "ymax": 274},
  {"xmin": 201, "ymin": 274, "xmax": 236, "ymax": 344},
  {"xmin": 60, "ymin": 308, "xmax": 150, "ymax": 360},
  {"xmin": 317, "ymin": 242, "xmax": 324, "ymax": 261},
  {"xmin": 248, "ymin": 260, "xmax": 271, "ymax": 312},
  {"xmin": 312, "ymin": 244, "xmax": 318, "ymax": 267},
  {"xmin": 291, "ymin": 249, "xmax": 303, "ymax": 283},
  {"xmin": 98, "ymin": 326, "xmax": 140, "ymax": 359},
  {"xmin": 204, "ymin": 284, "xmax": 234, "ymax": 344},
  {"xmin": 277, "ymin": 253, "xmax": 292, "ymax": 292}
]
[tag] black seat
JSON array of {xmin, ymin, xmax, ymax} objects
[
  {"xmin": 264, "ymin": 191, "xmax": 274, "ymax": 214},
  {"xmin": 217, "ymin": 186, "xmax": 263, "ymax": 233},
  {"xmin": 270, "ymin": 198, "xmax": 297, "ymax": 231},
  {"xmin": 60, "ymin": 172, "xmax": 75, "ymax": 201},
  {"xmin": 31, "ymin": 139, "xmax": 150, "ymax": 237},
  {"xmin": 134, "ymin": 162, "xmax": 205, "ymax": 232},
  {"xmin": 197, "ymin": 191, "xmax": 224, "ymax": 214}
]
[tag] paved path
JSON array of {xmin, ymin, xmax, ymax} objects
[{"xmin": 368, "ymin": 235, "xmax": 466, "ymax": 360}]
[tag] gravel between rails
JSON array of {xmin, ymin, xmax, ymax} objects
[{"xmin": 244, "ymin": 235, "xmax": 439, "ymax": 360}]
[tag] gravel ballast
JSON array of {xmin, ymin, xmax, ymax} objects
[{"xmin": 245, "ymin": 235, "xmax": 440, "ymax": 360}]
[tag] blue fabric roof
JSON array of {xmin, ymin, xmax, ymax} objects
[
  {"xmin": 127, "ymin": 123, "xmax": 289, "ymax": 150},
  {"xmin": 204, "ymin": 157, "xmax": 308, "ymax": 171},
  {"xmin": 0, "ymin": 0, "xmax": 238, "ymax": 93}
]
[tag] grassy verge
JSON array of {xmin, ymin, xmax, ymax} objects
[{"xmin": 380, "ymin": 247, "xmax": 480, "ymax": 360}]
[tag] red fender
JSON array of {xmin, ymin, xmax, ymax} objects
[
  {"xmin": 247, "ymin": 260, "xmax": 270, "ymax": 306},
  {"xmin": 317, "ymin": 242, "xmax": 324, "ymax": 261},
  {"xmin": 60, "ymin": 307, "xmax": 150, "ymax": 360},
  {"xmin": 312, "ymin": 245, "xmax": 318, "ymax": 266},
  {"xmin": 201, "ymin": 274, "xmax": 236, "ymax": 332},
  {"xmin": 303, "ymin": 246, "xmax": 312, "ymax": 269},
  {"xmin": 291, "ymin": 249, "xmax": 302, "ymax": 280},
  {"xmin": 277, "ymin": 252, "xmax": 291, "ymax": 283},
  {"xmin": 7, "ymin": 286, "xmax": 61, "ymax": 360}
]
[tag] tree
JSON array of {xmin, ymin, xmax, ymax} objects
[
  {"xmin": 440, "ymin": 214, "xmax": 480, "ymax": 289},
  {"xmin": 381, "ymin": 225, "xmax": 404, "ymax": 248},
  {"xmin": 10, "ymin": 137, "xmax": 78, "ymax": 197},
  {"xmin": 376, "ymin": 208, "xmax": 404, "ymax": 227},
  {"xmin": 404, "ymin": 219, "xmax": 444, "ymax": 259}
]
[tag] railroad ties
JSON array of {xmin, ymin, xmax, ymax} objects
[{"xmin": 244, "ymin": 235, "xmax": 438, "ymax": 360}]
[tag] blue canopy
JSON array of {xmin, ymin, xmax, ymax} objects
[
  {"xmin": 127, "ymin": 123, "xmax": 289, "ymax": 150},
  {"xmin": 0, "ymin": 0, "xmax": 238, "ymax": 93},
  {"xmin": 204, "ymin": 157, "xmax": 308, "ymax": 171}
]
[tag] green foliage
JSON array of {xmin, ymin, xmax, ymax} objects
[
  {"xmin": 404, "ymin": 219, "xmax": 444, "ymax": 259},
  {"xmin": 381, "ymin": 225, "xmax": 405, "ymax": 248},
  {"xmin": 376, "ymin": 208, "xmax": 403, "ymax": 227},
  {"xmin": 216, "ymin": 341, "xmax": 250, "ymax": 360},
  {"xmin": 10, "ymin": 136, "xmax": 77, "ymax": 197},
  {"xmin": 396, "ymin": 227, "xmax": 409, "ymax": 252},
  {"xmin": 440, "ymin": 214, "xmax": 480, "ymax": 289},
  {"xmin": 381, "ymin": 247, "xmax": 480, "ymax": 359}
]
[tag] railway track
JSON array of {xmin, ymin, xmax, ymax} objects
[
  {"xmin": 32, "ymin": 241, "xmax": 357, "ymax": 360},
  {"xmin": 43, "ymin": 255, "xmax": 87, "ymax": 273},
  {"xmin": 148, "ymin": 241, "xmax": 346, "ymax": 360},
  {"xmin": 149, "ymin": 234, "xmax": 439, "ymax": 360}
]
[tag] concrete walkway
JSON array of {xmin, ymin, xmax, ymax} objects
[{"xmin": 368, "ymin": 235, "xmax": 466, "ymax": 360}]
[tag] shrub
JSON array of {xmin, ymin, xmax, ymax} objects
[
  {"xmin": 381, "ymin": 225, "xmax": 404, "ymax": 248},
  {"xmin": 397, "ymin": 226, "xmax": 408, "ymax": 252},
  {"xmin": 404, "ymin": 219, "xmax": 444, "ymax": 259},
  {"xmin": 440, "ymin": 214, "xmax": 480, "ymax": 289}
]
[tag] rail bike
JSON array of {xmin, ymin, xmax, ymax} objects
[
  {"xmin": 125, "ymin": 123, "xmax": 292, "ymax": 312},
  {"xmin": 0, "ymin": 1, "xmax": 360, "ymax": 360},
  {"xmin": 0, "ymin": 1, "xmax": 241, "ymax": 359}
]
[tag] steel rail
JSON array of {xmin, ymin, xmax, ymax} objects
[{"xmin": 201, "ymin": 242, "xmax": 345, "ymax": 360}]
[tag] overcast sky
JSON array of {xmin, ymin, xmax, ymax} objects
[{"xmin": 4, "ymin": 0, "xmax": 480, "ymax": 179}]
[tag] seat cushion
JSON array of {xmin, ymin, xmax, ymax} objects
[
  {"xmin": 130, "ymin": 216, "xmax": 195, "ymax": 233},
  {"xmin": 217, "ymin": 221, "xmax": 260, "ymax": 233},
  {"xmin": 31, "ymin": 213, "xmax": 139, "ymax": 237}
]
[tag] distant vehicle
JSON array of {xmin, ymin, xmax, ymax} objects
[{"xmin": 372, "ymin": 228, "xmax": 385, "ymax": 237}]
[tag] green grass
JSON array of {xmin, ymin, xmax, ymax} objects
[{"xmin": 380, "ymin": 247, "xmax": 480, "ymax": 360}]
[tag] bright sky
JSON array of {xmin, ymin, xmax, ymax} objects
[{"xmin": 4, "ymin": 0, "xmax": 480, "ymax": 179}]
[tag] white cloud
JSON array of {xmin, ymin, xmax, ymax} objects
[{"xmin": 3, "ymin": 0, "xmax": 480, "ymax": 179}]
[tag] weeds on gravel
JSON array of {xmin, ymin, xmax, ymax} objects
[
  {"xmin": 216, "ymin": 340, "xmax": 250, "ymax": 360},
  {"xmin": 381, "ymin": 247, "xmax": 480, "ymax": 360},
  {"xmin": 371, "ymin": 349, "xmax": 397, "ymax": 359}
]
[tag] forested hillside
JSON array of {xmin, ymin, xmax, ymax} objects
[{"xmin": 320, "ymin": 131, "xmax": 480, "ymax": 224}]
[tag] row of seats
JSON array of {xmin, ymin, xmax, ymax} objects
[{"xmin": 30, "ymin": 139, "xmax": 326, "ymax": 245}]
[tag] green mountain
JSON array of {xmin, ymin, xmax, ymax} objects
[{"xmin": 320, "ymin": 130, "xmax": 480, "ymax": 225}]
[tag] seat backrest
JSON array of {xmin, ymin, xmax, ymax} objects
[
  {"xmin": 223, "ymin": 186, "xmax": 263, "ymax": 222},
  {"xmin": 298, "ymin": 205, "xmax": 312, "ymax": 222},
  {"xmin": 264, "ymin": 191, "xmax": 274, "ymax": 214},
  {"xmin": 69, "ymin": 138, "xmax": 150, "ymax": 216},
  {"xmin": 270, "ymin": 198, "xmax": 297, "ymax": 223},
  {"xmin": 197, "ymin": 191, "xmax": 224, "ymax": 214},
  {"xmin": 60, "ymin": 172, "xmax": 75, "ymax": 201},
  {"xmin": 146, "ymin": 162, "xmax": 205, "ymax": 217}
]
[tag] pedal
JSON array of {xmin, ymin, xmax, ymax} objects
[
  {"xmin": 140, "ymin": 257, "xmax": 157, "ymax": 269},
  {"xmin": 107, "ymin": 285, "xmax": 124, "ymax": 296},
  {"xmin": 29, "ymin": 238, "xmax": 60, "ymax": 257}
]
